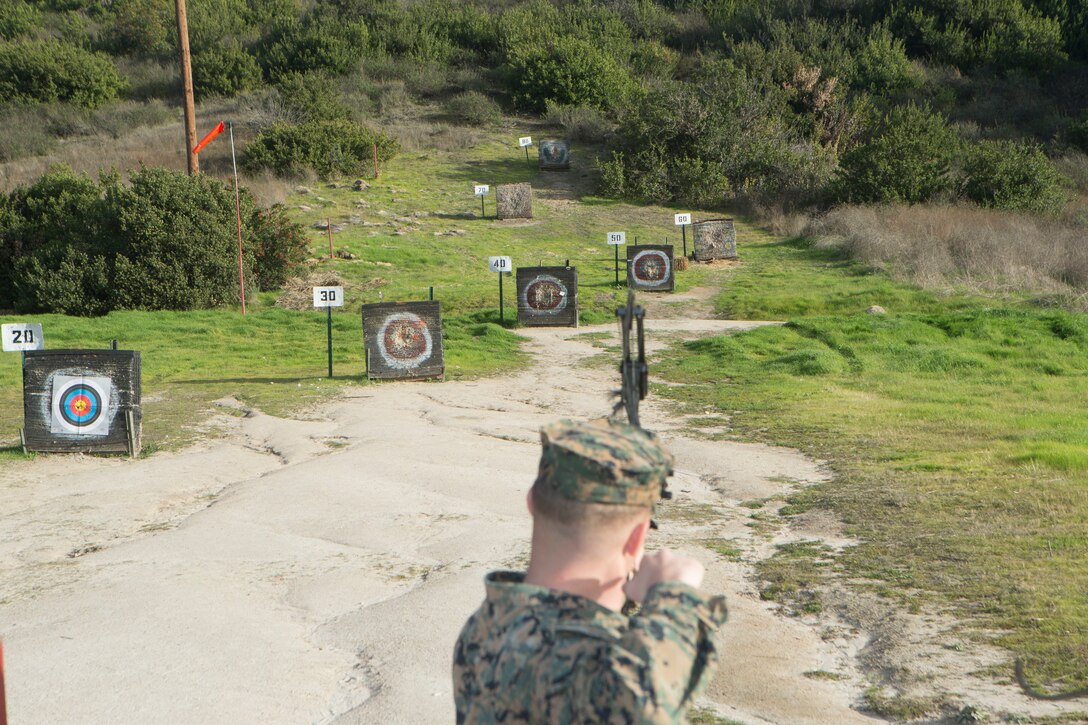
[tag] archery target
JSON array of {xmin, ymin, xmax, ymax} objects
[
  {"xmin": 517, "ymin": 266, "xmax": 578, "ymax": 326},
  {"xmin": 538, "ymin": 140, "xmax": 570, "ymax": 170},
  {"xmin": 361, "ymin": 301, "xmax": 445, "ymax": 380},
  {"xmin": 523, "ymin": 275, "xmax": 568, "ymax": 313},
  {"xmin": 378, "ymin": 312, "xmax": 434, "ymax": 370},
  {"xmin": 627, "ymin": 245, "xmax": 675, "ymax": 291},
  {"xmin": 50, "ymin": 375, "xmax": 112, "ymax": 436}
]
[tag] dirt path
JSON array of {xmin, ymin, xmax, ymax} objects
[{"xmin": 1, "ymin": 314, "xmax": 903, "ymax": 724}]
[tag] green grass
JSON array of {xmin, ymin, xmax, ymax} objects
[{"xmin": 655, "ymin": 234, "xmax": 1088, "ymax": 690}]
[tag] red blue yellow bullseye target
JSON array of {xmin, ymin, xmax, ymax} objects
[{"xmin": 50, "ymin": 375, "xmax": 112, "ymax": 436}]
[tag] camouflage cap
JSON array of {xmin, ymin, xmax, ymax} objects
[{"xmin": 535, "ymin": 418, "xmax": 674, "ymax": 506}]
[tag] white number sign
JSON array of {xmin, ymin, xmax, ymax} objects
[
  {"xmin": 2, "ymin": 323, "xmax": 44, "ymax": 352},
  {"xmin": 674, "ymin": 213, "xmax": 692, "ymax": 226},
  {"xmin": 607, "ymin": 232, "xmax": 626, "ymax": 246},
  {"xmin": 474, "ymin": 184, "xmax": 490, "ymax": 197},
  {"xmin": 489, "ymin": 256, "xmax": 512, "ymax": 273},
  {"xmin": 518, "ymin": 136, "xmax": 532, "ymax": 147},
  {"xmin": 313, "ymin": 286, "xmax": 345, "ymax": 308}
]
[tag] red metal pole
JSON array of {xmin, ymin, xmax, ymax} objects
[
  {"xmin": 229, "ymin": 122, "xmax": 247, "ymax": 314},
  {"xmin": 1, "ymin": 639, "xmax": 8, "ymax": 725}
]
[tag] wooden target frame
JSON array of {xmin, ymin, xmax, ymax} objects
[
  {"xmin": 627, "ymin": 245, "xmax": 675, "ymax": 292},
  {"xmin": 22, "ymin": 349, "xmax": 142, "ymax": 455},
  {"xmin": 361, "ymin": 301, "xmax": 445, "ymax": 380},
  {"xmin": 516, "ymin": 266, "xmax": 578, "ymax": 327}
]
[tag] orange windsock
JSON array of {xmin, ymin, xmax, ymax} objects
[{"xmin": 193, "ymin": 121, "xmax": 225, "ymax": 155}]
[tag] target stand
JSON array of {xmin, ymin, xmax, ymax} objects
[
  {"xmin": 21, "ymin": 349, "xmax": 141, "ymax": 456},
  {"xmin": 627, "ymin": 245, "xmax": 675, "ymax": 292},
  {"xmin": 516, "ymin": 266, "xmax": 578, "ymax": 327},
  {"xmin": 361, "ymin": 301, "xmax": 445, "ymax": 380}
]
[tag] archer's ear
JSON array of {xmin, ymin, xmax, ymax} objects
[{"xmin": 623, "ymin": 517, "xmax": 651, "ymax": 557}]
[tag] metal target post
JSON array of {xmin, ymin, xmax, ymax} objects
[
  {"xmin": 519, "ymin": 136, "xmax": 532, "ymax": 171},
  {"xmin": 674, "ymin": 213, "xmax": 692, "ymax": 258},
  {"xmin": 607, "ymin": 232, "xmax": 626, "ymax": 286},
  {"xmin": 474, "ymin": 184, "xmax": 489, "ymax": 219},
  {"xmin": 313, "ymin": 286, "xmax": 344, "ymax": 377},
  {"xmin": 489, "ymin": 256, "xmax": 512, "ymax": 323}
]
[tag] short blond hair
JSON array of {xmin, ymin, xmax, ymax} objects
[{"xmin": 530, "ymin": 478, "xmax": 650, "ymax": 530}]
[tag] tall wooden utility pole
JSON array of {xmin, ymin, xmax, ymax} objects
[{"xmin": 174, "ymin": 0, "xmax": 198, "ymax": 175}]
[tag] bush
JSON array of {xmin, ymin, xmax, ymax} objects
[
  {"xmin": 445, "ymin": 91, "xmax": 502, "ymax": 127},
  {"xmin": 544, "ymin": 101, "xmax": 611, "ymax": 143},
  {"xmin": 0, "ymin": 39, "xmax": 124, "ymax": 108},
  {"xmin": 249, "ymin": 203, "xmax": 309, "ymax": 290},
  {"xmin": 110, "ymin": 168, "xmax": 248, "ymax": 310},
  {"xmin": 243, "ymin": 119, "xmax": 400, "ymax": 178},
  {"xmin": 838, "ymin": 103, "xmax": 959, "ymax": 204},
  {"xmin": 256, "ymin": 14, "xmax": 368, "ymax": 80},
  {"xmin": 0, "ymin": 165, "xmax": 308, "ymax": 314},
  {"xmin": 509, "ymin": 36, "xmax": 635, "ymax": 112},
  {"xmin": 962, "ymin": 140, "xmax": 1066, "ymax": 213},
  {"xmin": 0, "ymin": 0, "xmax": 41, "ymax": 39},
  {"xmin": 192, "ymin": 42, "xmax": 263, "ymax": 100},
  {"xmin": 99, "ymin": 0, "xmax": 173, "ymax": 58}
]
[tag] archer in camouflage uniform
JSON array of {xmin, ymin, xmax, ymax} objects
[{"xmin": 453, "ymin": 418, "xmax": 728, "ymax": 723}]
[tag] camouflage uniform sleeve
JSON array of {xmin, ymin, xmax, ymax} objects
[{"xmin": 580, "ymin": 583, "xmax": 727, "ymax": 722}]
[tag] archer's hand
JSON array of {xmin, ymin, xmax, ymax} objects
[{"xmin": 623, "ymin": 550, "xmax": 705, "ymax": 603}]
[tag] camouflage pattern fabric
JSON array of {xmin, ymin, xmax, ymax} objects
[
  {"xmin": 536, "ymin": 419, "xmax": 674, "ymax": 507},
  {"xmin": 453, "ymin": 571, "xmax": 727, "ymax": 724}
]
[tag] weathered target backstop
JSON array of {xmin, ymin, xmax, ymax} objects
[
  {"xmin": 495, "ymin": 183, "xmax": 533, "ymax": 219},
  {"xmin": 627, "ymin": 245, "xmax": 675, "ymax": 292},
  {"xmin": 361, "ymin": 301, "xmax": 445, "ymax": 380},
  {"xmin": 692, "ymin": 218, "xmax": 737, "ymax": 261},
  {"xmin": 21, "ymin": 349, "xmax": 142, "ymax": 455},
  {"xmin": 516, "ymin": 266, "xmax": 578, "ymax": 327}
]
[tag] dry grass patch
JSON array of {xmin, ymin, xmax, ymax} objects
[{"xmin": 806, "ymin": 204, "xmax": 1088, "ymax": 302}]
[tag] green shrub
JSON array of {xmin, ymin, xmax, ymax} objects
[
  {"xmin": 962, "ymin": 140, "xmax": 1066, "ymax": 213},
  {"xmin": 1069, "ymin": 115, "xmax": 1088, "ymax": 153},
  {"xmin": 99, "ymin": 0, "xmax": 173, "ymax": 58},
  {"xmin": 544, "ymin": 101, "xmax": 611, "ymax": 143},
  {"xmin": 243, "ymin": 119, "xmax": 400, "ymax": 178},
  {"xmin": 445, "ymin": 91, "xmax": 502, "ymax": 127},
  {"xmin": 256, "ymin": 14, "xmax": 368, "ymax": 80},
  {"xmin": 509, "ymin": 36, "xmax": 635, "ymax": 112},
  {"xmin": 0, "ymin": 39, "xmax": 124, "ymax": 108},
  {"xmin": 852, "ymin": 24, "xmax": 922, "ymax": 93},
  {"xmin": 891, "ymin": 0, "xmax": 1066, "ymax": 73},
  {"xmin": 192, "ymin": 42, "xmax": 263, "ymax": 100},
  {"xmin": 838, "ymin": 103, "xmax": 959, "ymax": 204},
  {"xmin": 269, "ymin": 71, "xmax": 352, "ymax": 123},
  {"xmin": 248, "ymin": 203, "xmax": 309, "ymax": 290},
  {"xmin": 110, "ymin": 168, "xmax": 248, "ymax": 310},
  {"xmin": 0, "ymin": 0, "xmax": 42, "ymax": 39},
  {"xmin": 0, "ymin": 165, "xmax": 307, "ymax": 314},
  {"xmin": 0, "ymin": 165, "xmax": 118, "ymax": 313}
]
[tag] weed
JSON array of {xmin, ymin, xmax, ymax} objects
[{"xmin": 700, "ymin": 538, "xmax": 743, "ymax": 561}]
